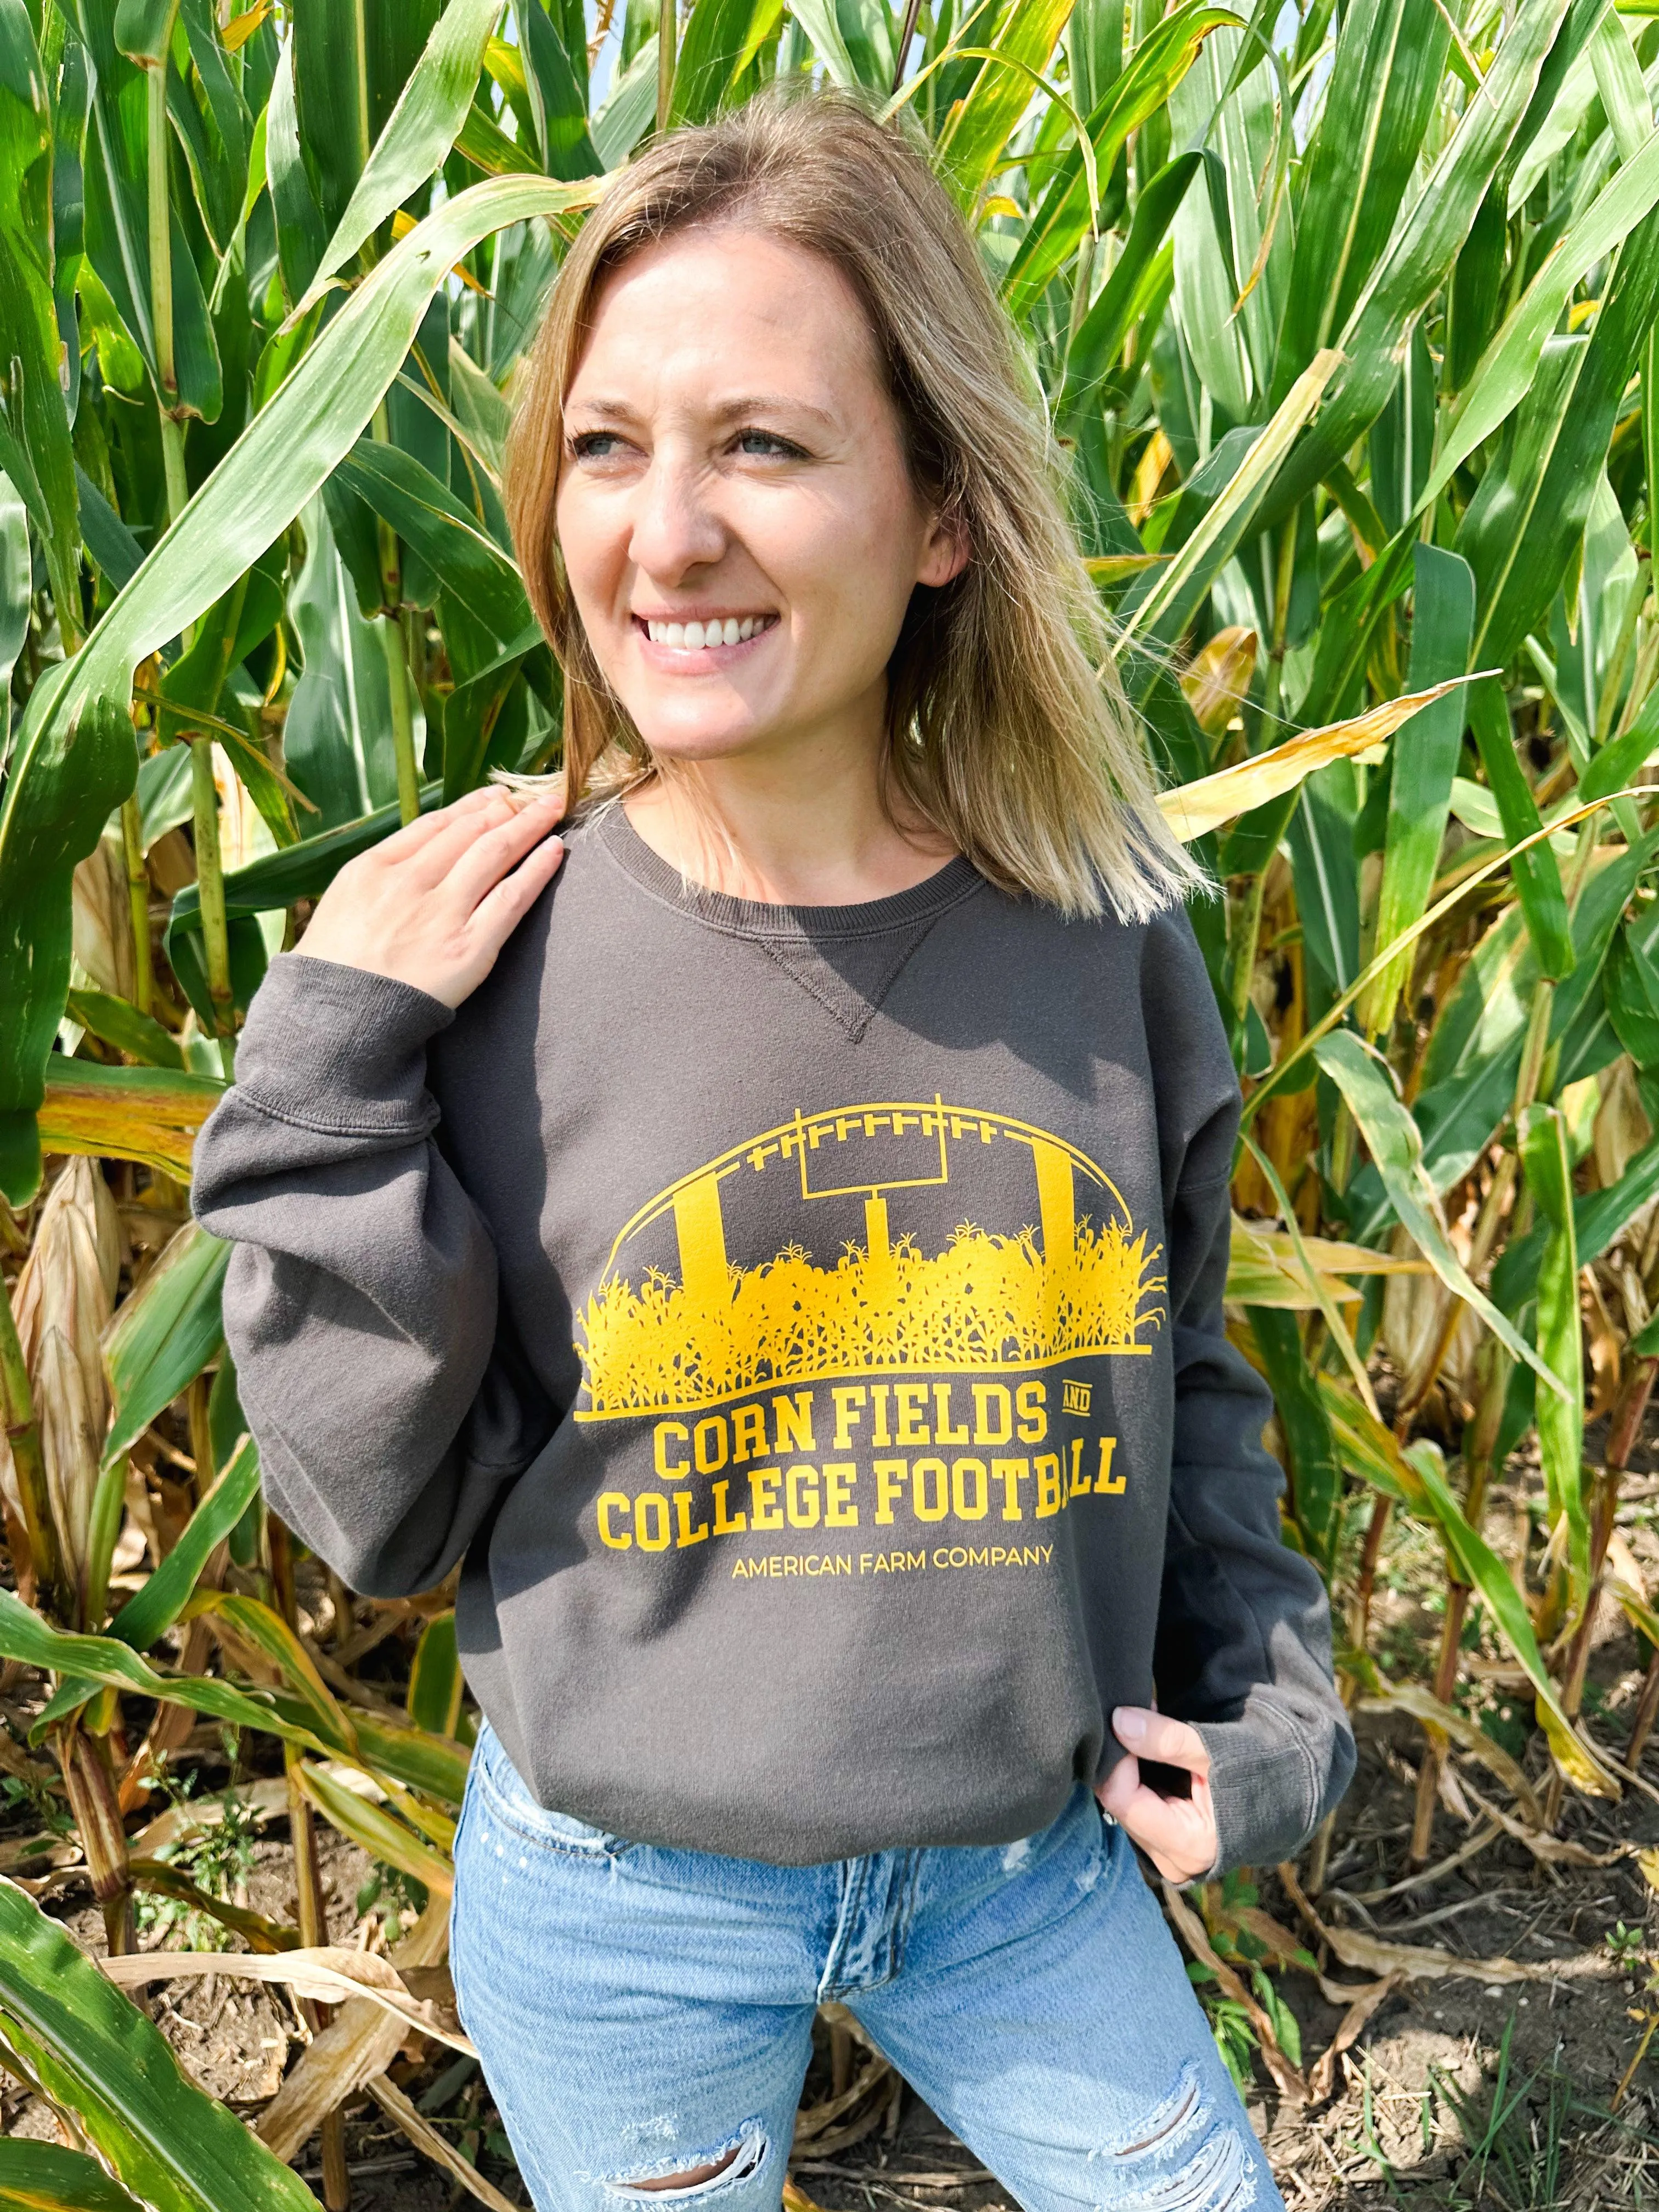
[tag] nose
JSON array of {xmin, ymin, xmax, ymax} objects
[{"xmin": 627, "ymin": 447, "xmax": 726, "ymax": 585}]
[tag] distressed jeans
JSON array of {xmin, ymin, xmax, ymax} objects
[{"xmin": 449, "ymin": 1716, "xmax": 1283, "ymax": 2212}]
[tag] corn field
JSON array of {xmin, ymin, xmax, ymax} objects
[{"xmin": 4, "ymin": 0, "xmax": 1659, "ymax": 2202}]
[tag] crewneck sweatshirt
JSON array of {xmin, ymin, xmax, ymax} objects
[{"xmin": 191, "ymin": 805, "xmax": 1353, "ymax": 1870}]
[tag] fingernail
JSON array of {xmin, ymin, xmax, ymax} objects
[{"xmin": 1114, "ymin": 1707, "xmax": 1147, "ymax": 1740}]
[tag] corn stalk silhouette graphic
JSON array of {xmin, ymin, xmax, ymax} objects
[{"xmin": 576, "ymin": 1102, "xmax": 1166, "ymax": 1418}]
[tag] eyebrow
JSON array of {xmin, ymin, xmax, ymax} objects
[{"xmin": 566, "ymin": 394, "xmax": 839, "ymax": 430}]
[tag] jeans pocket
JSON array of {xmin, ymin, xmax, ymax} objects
[{"xmin": 475, "ymin": 1719, "xmax": 633, "ymax": 1858}]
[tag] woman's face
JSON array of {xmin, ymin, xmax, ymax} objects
[{"xmin": 555, "ymin": 225, "xmax": 966, "ymax": 770}]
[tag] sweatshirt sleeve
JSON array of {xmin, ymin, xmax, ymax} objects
[
  {"xmin": 1144, "ymin": 913, "xmax": 1356, "ymax": 1876},
  {"xmin": 190, "ymin": 953, "xmax": 554, "ymax": 1597}
]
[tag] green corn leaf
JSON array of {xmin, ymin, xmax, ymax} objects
[
  {"xmin": 0, "ymin": 2138, "xmax": 146, "ymax": 2210},
  {"xmin": 187, "ymin": 1589, "xmax": 358, "ymax": 1757},
  {"xmin": 295, "ymin": 1760, "xmax": 454, "ymax": 1896},
  {"xmin": 100, "ymin": 1222, "xmax": 229, "ymax": 1468},
  {"xmin": 301, "ymin": 0, "xmax": 508, "ymax": 310},
  {"xmin": 1467, "ymin": 675, "xmax": 1575, "ymax": 979},
  {"xmin": 1245, "ymin": 1307, "xmax": 1342, "ymax": 1567},
  {"xmin": 1060, "ymin": 151, "xmax": 1198, "ymax": 407},
  {"xmin": 0, "ymin": 469, "xmax": 29, "ymax": 757},
  {"xmin": 0, "ymin": 170, "xmax": 601, "ymax": 1206},
  {"xmin": 112, "ymin": 0, "xmax": 176, "ymax": 69},
  {"xmin": 1312, "ymin": 1029, "xmax": 1573, "ymax": 1401},
  {"xmin": 1460, "ymin": 206, "xmax": 1659, "ymax": 670},
  {"xmin": 351, "ymin": 1711, "xmax": 471, "ymax": 1807},
  {"xmin": 1270, "ymin": 0, "xmax": 1450, "ymax": 393},
  {"xmin": 1520, "ymin": 1102, "xmax": 1590, "ymax": 1611},
  {"xmin": 1359, "ymin": 544, "xmax": 1475, "ymax": 1040},
  {"xmin": 1423, "ymin": 127, "xmax": 1659, "ymax": 517},
  {"xmin": 442, "ymin": 631, "xmax": 541, "ymax": 800},
  {"xmin": 1002, "ymin": 3, "xmax": 1235, "ymax": 321},
  {"xmin": 0, "ymin": 0, "xmax": 81, "ymax": 627},
  {"xmin": 71, "ymin": 0, "xmax": 222, "ymax": 424},
  {"xmin": 1261, "ymin": 0, "xmax": 1577, "ymax": 524},
  {"xmin": 334, "ymin": 435, "xmax": 531, "ymax": 642},
  {"xmin": 511, "ymin": 0, "xmax": 600, "ymax": 178},
  {"xmin": 63, "ymin": 990, "xmax": 189, "ymax": 1070},
  {"xmin": 265, "ymin": 33, "xmax": 326, "ymax": 301},
  {"xmin": 408, "ymin": 1610, "xmax": 466, "ymax": 1739},
  {"xmin": 1402, "ymin": 1442, "xmax": 1617, "ymax": 1796},
  {"xmin": 291, "ymin": 0, "xmax": 443, "ymax": 238},
  {"xmin": 784, "ymin": 0, "xmax": 861, "ymax": 86},
  {"xmin": 0, "ymin": 1882, "xmax": 320, "ymax": 2212},
  {"xmin": 0, "ymin": 1582, "xmax": 311, "ymax": 1751},
  {"xmin": 592, "ymin": 35, "xmax": 658, "ymax": 167},
  {"xmin": 108, "ymin": 1434, "xmax": 261, "ymax": 1652},
  {"xmin": 1117, "ymin": 347, "xmax": 1341, "ymax": 651},
  {"xmin": 935, "ymin": 0, "xmax": 1075, "ymax": 206},
  {"xmin": 671, "ymin": 0, "xmax": 786, "ymax": 126}
]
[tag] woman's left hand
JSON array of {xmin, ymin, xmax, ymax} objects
[{"xmin": 1096, "ymin": 1708, "xmax": 1218, "ymax": 1884}]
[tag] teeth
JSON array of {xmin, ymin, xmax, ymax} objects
[{"xmin": 646, "ymin": 616, "xmax": 771, "ymax": 648}]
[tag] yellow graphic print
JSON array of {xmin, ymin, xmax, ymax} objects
[{"xmin": 575, "ymin": 1099, "xmax": 1165, "ymax": 1420}]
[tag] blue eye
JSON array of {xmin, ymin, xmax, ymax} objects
[
  {"xmin": 569, "ymin": 431, "xmax": 622, "ymax": 460},
  {"xmin": 735, "ymin": 430, "xmax": 805, "ymax": 458}
]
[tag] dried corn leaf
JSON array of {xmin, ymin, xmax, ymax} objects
[
  {"xmin": 70, "ymin": 833, "xmax": 134, "ymax": 1004},
  {"xmin": 1307, "ymin": 1973, "xmax": 1405, "ymax": 2103},
  {"xmin": 1279, "ymin": 1861, "xmax": 1562, "ymax": 1984},
  {"xmin": 791, "ymin": 2051, "xmax": 891, "ymax": 2147},
  {"xmin": 364, "ymin": 2073, "xmax": 517, "ymax": 2212},
  {"xmin": 1158, "ymin": 679, "xmax": 1474, "ymax": 842},
  {"xmin": 1226, "ymin": 1217, "xmax": 1428, "ymax": 1311},
  {"xmin": 0, "ymin": 1161, "xmax": 120, "ymax": 1573},
  {"xmin": 1163, "ymin": 1881, "xmax": 1307, "ymax": 2103},
  {"xmin": 100, "ymin": 1942, "xmax": 473, "ymax": 2053},
  {"xmin": 1356, "ymin": 1683, "xmax": 1543, "ymax": 1826},
  {"xmin": 257, "ymin": 1898, "xmax": 451, "ymax": 2164}
]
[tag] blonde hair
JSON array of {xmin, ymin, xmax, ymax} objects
[{"xmin": 504, "ymin": 89, "xmax": 1203, "ymax": 922}]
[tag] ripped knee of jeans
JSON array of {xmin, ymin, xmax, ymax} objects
[
  {"xmin": 1092, "ymin": 2063, "xmax": 1260, "ymax": 2211},
  {"xmin": 602, "ymin": 2120, "xmax": 769, "ymax": 2202}
]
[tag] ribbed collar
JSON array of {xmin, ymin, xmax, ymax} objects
[{"xmin": 591, "ymin": 802, "xmax": 985, "ymax": 943}]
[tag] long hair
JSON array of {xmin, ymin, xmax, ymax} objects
[{"xmin": 504, "ymin": 89, "xmax": 1203, "ymax": 922}]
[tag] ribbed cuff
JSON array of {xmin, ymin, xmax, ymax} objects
[
  {"xmin": 1194, "ymin": 1715, "xmax": 1322, "ymax": 1878},
  {"xmin": 232, "ymin": 953, "xmax": 456, "ymax": 1138}
]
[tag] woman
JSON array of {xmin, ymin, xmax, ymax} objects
[{"xmin": 193, "ymin": 92, "xmax": 1351, "ymax": 2212}]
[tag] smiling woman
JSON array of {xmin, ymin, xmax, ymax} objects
[
  {"xmin": 191, "ymin": 85, "xmax": 1348, "ymax": 2212},
  {"xmin": 503, "ymin": 92, "xmax": 1204, "ymax": 917}
]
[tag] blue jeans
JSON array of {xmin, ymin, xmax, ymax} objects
[{"xmin": 449, "ymin": 1718, "xmax": 1283, "ymax": 2212}]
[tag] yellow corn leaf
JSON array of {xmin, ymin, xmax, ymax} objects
[
  {"xmin": 37, "ymin": 1063, "xmax": 223, "ymax": 1179},
  {"xmin": 1356, "ymin": 1680, "xmax": 1542, "ymax": 1826},
  {"xmin": 1158, "ymin": 676, "xmax": 1479, "ymax": 842},
  {"xmin": 1082, "ymin": 552, "xmax": 1166, "ymax": 583},
  {"xmin": 1226, "ymin": 1216, "xmax": 1429, "ymax": 1307},
  {"xmin": 294, "ymin": 1759, "xmax": 454, "ymax": 1899},
  {"xmin": 1180, "ymin": 625, "xmax": 1257, "ymax": 736}
]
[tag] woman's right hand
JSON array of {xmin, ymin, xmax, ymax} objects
[{"xmin": 296, "ymin": 784, "xmax": 567, "ymax": 1008}]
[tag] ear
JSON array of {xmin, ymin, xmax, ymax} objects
[{"xmin": 917, "ymin": 508, "xmax": 970, "ymax": 590}]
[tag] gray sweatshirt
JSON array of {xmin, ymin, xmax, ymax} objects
[{"xmin": 191, "ymin": 805, "xmax": 1353, "ymax": 1870}]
